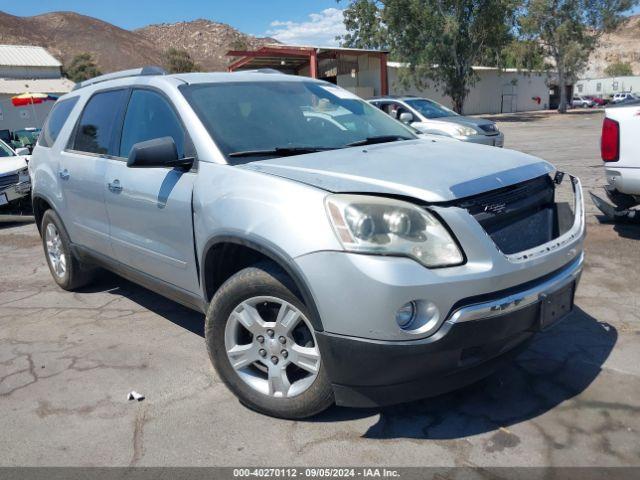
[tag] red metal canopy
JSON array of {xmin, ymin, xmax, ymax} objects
[{"xmin": 226, "ymin": 45, "xmax": 388, "ymax": 96}]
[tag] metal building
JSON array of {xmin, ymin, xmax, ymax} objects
[
  {"xmin": 227, "ymin": 44, "xmax": 389, "ymax": 98},
  {"xmin": 388, "ymin": 63, "xmax": 553, "ymax": 115},
  {"xmin": 574, "ymin": 76, "xmax": 640, "ymax": 97},
  {"xmin": 0, "ymin": 45, "xmax": 75, "ymax": 132}
]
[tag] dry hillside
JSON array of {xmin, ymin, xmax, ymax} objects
[
  {"xmin": 0, "ymin": 11, "xmax": 163, "ymax": 72},
  {"xmin": 584, "ymin": 14, "xmax": 640, "ymax": 77},
  {"xmin": 0, "ymin": 11, "xmax": 277, "ymax": 74},
  {"xmin": 135, "ymin": 19, "xmax": 278, "ymax": 71}
]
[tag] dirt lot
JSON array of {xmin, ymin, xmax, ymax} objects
[{"xmin": 1, "ymin": 110, "xmax": 639, "ymax": 467}]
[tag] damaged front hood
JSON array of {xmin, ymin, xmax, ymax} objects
[{"xmin": 241, "ymin": 139, "xmax": 554, "ymax": 202}]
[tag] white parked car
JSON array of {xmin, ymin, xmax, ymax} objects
[
  {"xmin": 0, "ymin": 139, "xmax": 31, "ymax": 208},
  {"xmin": 611, "ymin": 92, "xmax": 638, "ymax": 104},
  {"xmin": 590, "ymin": 99, "xmax": 640, "ymax": 221},
  {"xmin": 571, "ymin": 95, "xmax": 594, "ymax": 108}
]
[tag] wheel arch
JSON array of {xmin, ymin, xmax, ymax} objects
[
  {"xmin": 32, "ymin": 194, "xmax": 56, "ymax": 234},
  {"xmin": 201, "ymin": 234, "xmax": 324, "ymax": 332}
]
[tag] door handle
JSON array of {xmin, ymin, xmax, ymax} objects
[
  {"xmin": 58, "ymin": 169, "xmax": 70, "ymax": 180},
  {"xmin": 107, "ymin": 179, "xmax": 123, "ymax": 193}
]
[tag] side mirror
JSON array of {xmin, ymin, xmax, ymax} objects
[
  {"xmin": 127, "ymin": 137, "xmax": 193, "ymax": 170},
  {"xmin": 14, "ymin": 147, "xmax": 30, "ymax": 156},
  {"xmin": 399, "ymin": 112, "xmax": 414, "ymax": 124}
]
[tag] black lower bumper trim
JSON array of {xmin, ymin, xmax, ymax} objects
[{"xmin": 317, "ymin": 302, "xmax": 541, "ymax": 408}]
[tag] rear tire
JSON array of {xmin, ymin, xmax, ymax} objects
[
  {"xmin": 41, "ymin": 209, "xmax": 96, "ymax": 291},
  {"xmin": 205, "ymin": 263, "xmax": 334, "ymax": 419}
]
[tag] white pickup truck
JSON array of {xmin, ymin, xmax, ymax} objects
[{"xmin": 590, "ymin": 100, "xmax": 640, "ymax": 221}]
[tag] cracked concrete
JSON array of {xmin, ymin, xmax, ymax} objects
[{"xmin": 0, "ymin": 110, "xmax": 639, "ymax": 467}]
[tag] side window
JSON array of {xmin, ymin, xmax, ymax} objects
[
  {"xmin": 119, "ymin": 89, "xmax": 185, "ymax": 159},
  {"xmin": 380, "ymin": 102, "xmax": 397, "ymax": 117},
  {"xmin": 38, "ymin": 97, "xmax": 79, "ymax": 148},
  {"xmin": 382, "ymin": 102, "xmax": 412, "ymax": 120},
  {"xmin": 72, "ymin": 89, "xmax": 128, "ymax": 155}
]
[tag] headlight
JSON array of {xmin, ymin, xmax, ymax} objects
[
  {"xmin": 453, "ymin": 125, "xmax": 478, "ymax": 137},
  {"xmin": 17, "ymin": 167, "xmax": 30, "ymax": 179},
  {"xmin": 431, "ymin": 123, "xmax": 478, "ymax": 138},
  {"xmin": 325, "ymin": 194, "xmax": 464, "ymax": 268}
]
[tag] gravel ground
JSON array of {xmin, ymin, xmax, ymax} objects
[{"xmin": 1, "ymin": 109, "xmax": 639, "ymax": 468}]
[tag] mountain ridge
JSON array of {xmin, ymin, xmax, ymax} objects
[{"xmin": 0, "ymin": 11, "xmax": 278, "ymax": 73}]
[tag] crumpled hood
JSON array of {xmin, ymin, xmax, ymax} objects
[
  {"xmin": 241, "ymin": 139, "xmax": 554, "ymax": 203},
  {"xmin": 0, "ymin": 156, "xmax": 28, "ymax": 176}
]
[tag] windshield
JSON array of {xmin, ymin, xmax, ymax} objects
[
  {"xmin": 404, "ymin": 98, "xmax": 457, "ymax": 119},
  {"xmin": 180, "ymin": 81, "xmax": 416, "ymax": 163},
  {"xmin": 13, "ymin": 129, "xmax": 40, "ymax": 145},
  {"xmin": 0, "ymin": 140, "xmax": 15, "ymax": 158}
]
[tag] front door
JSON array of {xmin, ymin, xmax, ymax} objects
[
  {"xmin": 104, "ymin": 88, "xmax": 199, "ymax": 293},
  {"xmin": 60, "ymin": 89, "xmax": 129, "ymax": 254}
]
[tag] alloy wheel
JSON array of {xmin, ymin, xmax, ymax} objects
[
  {"xmin": 45, "ymin": 223, "xmax": 66, "ymax": 278},
  {"xmin": 224, "ymin": 296, "xmax": 321, "ymax": 398}
]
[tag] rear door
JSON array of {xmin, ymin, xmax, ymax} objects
[
  {"xmin": 104, "ymin": 88, "xmax": 199, "ymax": 293},
  {"xmin": 60, "ymin": 89, "xmax": 129, "ymax": 254}
]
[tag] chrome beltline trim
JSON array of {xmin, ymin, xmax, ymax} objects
[{"xmin": 447, "ymin": 252, "xmax": 584, "ymax": 324}]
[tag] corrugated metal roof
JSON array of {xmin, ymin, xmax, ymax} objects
[
  {"xmin": 0, "ymin": 78, "xmax": 75, "ymax": 95},
  {"xmin": 0, "ymin": 45, "xmax": 62, "ymax": 68}
]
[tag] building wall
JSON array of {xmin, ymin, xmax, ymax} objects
[
  {"xmin": 0, "ymin": 65, "xmax": 62, "ymax": 79},
  {"xmin": 388, "ymin": 67, "xmax": 550, "ymax": 115},
  {"xmin": 0, "ymin": 94, "xmax": 59, "ymax": 131},
  {"xmin": 574, "ymin": 76, "xmax": 640, "ymax": 97},
  {"xmin": 336, "ymin": 55, "xmax": 381, "ymax": 99}
]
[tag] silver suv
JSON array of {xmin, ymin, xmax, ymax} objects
[{"xmin": 30, "ymin": 68, "xmax": 585, "ymax": 419}]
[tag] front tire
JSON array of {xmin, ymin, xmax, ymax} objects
[
  {"xmin": 41, "ymin": 209, "xmax": 96, "ymax": 290},
  {"xmin": 205, "ymin": 263, "xmax": 334, "ymax": 419}
]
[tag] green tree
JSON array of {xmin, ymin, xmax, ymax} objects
[
  {"xmin": 340, "ymin": 0, "xmax": 517, "ymax": 113},
  {"xmin": 501, "ymin": 39, "xmax": 547, "ymax": 71},
  {"xmin": 340, "ymin": 0, "xmax": 388, "ymax": 49},
  {"xmin": 63, "ymin": 53, "xmax": 101, "ymax": 83},
  {"xmin": 163, "ymin": 48, "xmax": 200, "ymax": 74},
  {"xmin": 520, "ymin": 0, "xmax": 637, "ymax": 113},
  {"xmin": 604, "ymin": 61, "xmax": 634, "ymax": 77}
]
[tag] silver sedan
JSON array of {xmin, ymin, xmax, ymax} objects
[{"xmin": 369, "ymin": 96, "xmax": 504, "ymax": 147}]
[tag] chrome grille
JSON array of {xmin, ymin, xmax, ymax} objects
[
  {"xmin": 478, "ymin": 124, "xmax": 498, "ymax": 135},
  {"xmin": 0, "ymin": 174, "xmax": 19, "ymax": 189}
]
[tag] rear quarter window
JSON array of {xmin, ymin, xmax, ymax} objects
[{"xmin": 38, "ymin": 97, "xmax": 79, "ymax": 148}]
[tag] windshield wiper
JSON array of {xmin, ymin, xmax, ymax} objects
[
  {"xmin": 228, "ymin": 146, "xmax": 338, "ymax": 158},
  {"xmin": 345, "ymin": 135, "xmax": 413, "ymax": 147}
]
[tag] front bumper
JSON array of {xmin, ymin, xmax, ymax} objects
[
  {"xmin": 605, "ymin": 166, "xmax": 640, "ymax": 196},
  {"xmin": 462, "ymin": 132, "xmax": 504, "ymax": 147},
  {"xmin": 0, "ymin": 181, "xmax": 31, "ymax": 205},
  {"xmin": 316, "ymin": 254, "xmax": 583, "ymax": 407}
]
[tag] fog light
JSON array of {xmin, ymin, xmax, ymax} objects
[{"xmin": 396, "ymin": 301, "xmax": 416, "ymax": 329}]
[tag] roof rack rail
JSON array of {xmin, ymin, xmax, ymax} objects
[
  {"xmin": 238, "ymin": 68, "xmax": 283, "ymax": 74},
  {"xmin": 72, "ymin": 66, "xmax": 167, "ymax": 91}
]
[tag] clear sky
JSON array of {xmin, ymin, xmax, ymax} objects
[
  {"xmin": 2, "ymin": 1, "xmax": 639, "ymax": 46},
  {"xmin": 1, "ymin": 0, "xmax": 349, "ymax": 45}
]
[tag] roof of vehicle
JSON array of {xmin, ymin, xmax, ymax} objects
[
  {"xmin": 172, "ymin": 70, "xmax": 326, "ymax": 85},
  {"xmin": 70, "ymin": 66, "xmax": 327, "ymax": 94},
  {"xmin": 369, "ymin": 95, "xmax": 420, "ymax": 101}
]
